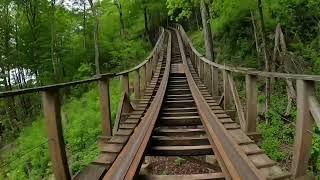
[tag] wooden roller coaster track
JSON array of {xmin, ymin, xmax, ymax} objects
[{"xmin": 1, "ymin": 25, "xmax": 320, "ymax": 180}]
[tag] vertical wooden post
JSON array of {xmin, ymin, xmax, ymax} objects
[
  {"xmin": 99, "ymin": 77, "xmax": 112, "ymax": 136},
  {"xmin": 42, "ymin": 90, "xmax": 70, "ymax": 180},
  {"xmin": 197, "ymin": 57, "xmax": 201, "ymax": 76},
  {"xmin": 152, "ymin": 51, "xmax": 158, "ymax": 70},
  {"xmin": 141, "ymin": 65, "xmax": 146, "ymax": 94},
  {"xmin": 199, "ymin": 60, "xmax": 204, "ymax": 81},
  {"xmin": 211, "ymin": 66, "xmax": 219, "ymax": 96},
  {"xmin": 121, "ymin": 73, "xmax": 129, "ymax": 96},
  {"xmin": 291, "ymin": 80, "xmax": 314, "ymax": 178},
  {"xmin": 206, "ymin": 65, "xmax": 211, "ymax": 88},
  {"xmin": 146, "ymin": 61, "xmax": 152, "ymax": 84},
  {"xmin": 223, "ymin": 70, "xmax": 232, "ymax": 110},
  {"xmin": 134, "ymin": 69, "xmax": 140, "ymax": 99},
  {"xmin": 245, "ymin": 74, "xmax": 258, "ymax": 133}
]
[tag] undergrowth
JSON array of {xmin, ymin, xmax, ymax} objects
[{"xmin": 0, "ymin": 80, "xmax": 121, "ymax": 179}]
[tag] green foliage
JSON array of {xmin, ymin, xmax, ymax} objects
[
  {"xmin": 166, "ymin": 0, "xmax": 193, "ymax": 21},
  {"xmin": 1, "ymin": 80, "xmax": 121, "ymax": 179},
  {"xmin": 174, "ymin": 157, "xmax": 187, "ymax": 166},
  {"xmin": 187, "ymin": 30, "xmax": 205, "ymax": 54}
]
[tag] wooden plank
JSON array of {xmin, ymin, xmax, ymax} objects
[
  {"xmin": 154, "ymin": 128, "xmax": 206, "ymax": 136},
  {"xmin": 227, "ymin": 72, "xmax": 246, "ymax": 131},
  {"xmin": 42, "ymin": 90, "xmax": 70, "ymax": 180},
  {"xmin": 291, "ymin": 80, "xmax": 314, "ymax": 178},
  {"xmin": 99, "ymin": 78, "xmax": 112, "ymax": 136},
  {"xmin": 151, "ymin": 136, "xmax": 209, "ymax": 146},
  {"xmin": 245, "ymin": 74, "xmax": 258, "ymax": 133},
  {"xmin": 149, "ymin": 145, "xmax": 213, "ymax": 156},
  {"xmin": 103, "ymin": 30, "xmax": 171, "ymax": 180},
  {"xmin": 176, "ymin": 28, "xmax": 263, "ymax": 179},
  {"xmin": 73, "ymin": 164, "xmax": 106, "ymax": 180},
  {"xmin": 139, "ymin": 172, "xmax": 225, "ymax": 180}
]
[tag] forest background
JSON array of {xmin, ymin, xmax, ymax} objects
[{"xmin": 0, "ymin": 0, "xmax": 319, "ymax": 178}]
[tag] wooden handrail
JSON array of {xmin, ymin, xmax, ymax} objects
[
  {"xmin": 0, "ymin": 27, "xmax": 165, "ymax": 180},
  {"xmin": 0, "ymin": 27, "xmax": 165, "ymax": 99},
  {"xmin": 174, "ymin": 23, "xmax": 320, "ymax": 179},
  {"xmin": 174, "ymin": 23, "xmax": 320, "ymax": 81}
]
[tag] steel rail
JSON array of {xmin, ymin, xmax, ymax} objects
[
  {"xmin": 103, "ymin": 30, "xmax": 172, "ymax": 180},
  {"xmin": 174, "ymin": 24, "xmax": 320, "ymax": 82},
  {"xmin": 174, "ymin": 28, "xmax": 266, "ymax": 179}
]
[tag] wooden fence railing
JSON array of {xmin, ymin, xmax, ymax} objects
[
  {"xmin": 173, "ymin": 24, "xmax": 320, "ymax": 179},
  {"xmin": 0, "ymin": 27, "xmax": 165, "ymax": 180}
]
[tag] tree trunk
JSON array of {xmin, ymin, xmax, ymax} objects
[
  {"xmin": 51, "ymin": 0, "xmax": 60, "ymax": 82},
  {"xmin": 144, "ymin": 7, "xmax": 149, "ymax": 38},
  {"xmin": 195, "ymin": 7, "xmax": 200, "ymax": 30},
  {"xmin": 250, "ymin": 10, "xmax": 260, "ymax": 61},
  {"xmin": 83, "ymin": 0, "xmax": 86, "ymax": 49},
  {"xmin": 257, "ymin": 0, "xmax": 270, "ymax": 115},
  {"xmin": 88, "ymin": 0, "xmax": 100, "ymax": 75},
  {"xmin": 200, "ymin": 0, "xmax": 214, "ymax": 62}
]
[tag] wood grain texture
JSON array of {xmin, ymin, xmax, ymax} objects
[
  {"xmin": 291, "ymin": 80, "xmax": 314, "ymax": 178},
  {"xmin": 42, "ymin": 90, "xmax": 70, "ymax": 180}
]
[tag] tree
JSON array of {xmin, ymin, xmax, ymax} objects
[
  {"xmin": 113, "ymin": 0, "xmax": 125, "ymax": 38},
  {"xmin": 200, "ymin": 0, "xmax": 214, "ymax": 61},
  {"xmin": 88, "ymin": 0, "xmax": 100, "ymax": 75}
]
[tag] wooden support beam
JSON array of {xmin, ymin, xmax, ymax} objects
[
  {"xmin": 227, "ymin": 72, "xmax": 246, "ymax": 130},
  {"xmin": 99, "ymin": 78, "xmax": 112, "ymax": 136},
  {"xmin": 211, "ymin": 66, "xmax": 219, "ymax": 96},
  {"xmin": 42, "ymin": 90, "xmax": 70, "ymax": 180},
  {"xmin": 146, "ymin": 61, "xmax": 152, "ymax": 84},
  {"xmin": 309, "ymin": 95, "xmax": 320, "ymax": 128},
  {"xmin": 291, "ymin": 80, "xmax": 315, "ymax": 178},
  {"xmin": 223, "ymin": 70, "xmax": 232, "ymax": 110},
  {"xmin": 121, "ymin": 73, "xmax": 129, "ymax": 96},
  {"xmin": 245, "ymin": 74, "xmax": 257, "ymax": 133},
  {"xmin": 141, "ymin": 65, "xmax": 146, "ymax": 95},
  {"xmin": 197, "ymin": 57, "xmax": 201, "ymax": 77},
  {"xmin": 134, "ymin": 69, "xmax": 141, "ymax": 99}
]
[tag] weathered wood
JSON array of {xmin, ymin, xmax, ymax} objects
[
  {"xmin": 228, "ymin": 73, "xmax": 246, "ymax": 130},
  {"xmin": 104, "ymin": 30, "xmax": 172, "ymax": 180},
  {"xmin": 139, "ymin": 172, "xmax": 225, "ymax": 180},
  {"xmin": 223, "ymin": 70, "xmax": 232, "ymax": 110},
  {"xmin": 245, "ymin": 74, "xmax": 257, "ymax": 133},
  {"xmin": 121, "ymin": 73, "xmax": 129, "ymax": 96},
  {"xmin": 178, "ymin": 28, "xmax": 263, "ymax": 179},
  {"xmin": 42, "ymin": 90, "xmax": 70, "ymax": 180},
  {"xmin": 211, "ymin": 65, "xmax": 219, "ymax": 96},
  {"xmin": 99, "ymin": 78, "xmax": 112, "ymax": 136},
  {"xmin": 291, "ymin": 80, "xmax": 315, "ymax": 178},
  {"xmin": 141, "ymin": 65, "xmax": 146, "ymax": 95},
  {"xmin": 112, "ymin": 92, "xmax": 133, "ymax": 134},
  {"xmin": 134, "ymin": 69, "xmax": 141, "ymax": 99},
  {"xmin": 309, "ymin": 95, "xmax": 320, "ymax": 128},
  {"xmin": 146, "ymin": 61, "xmax": 152, "ymax": 84},
  {"xmin": 149, "ymin": 145, "xmax": 213, "ymax": 156},
  {"xmin": 176, "ymin": 24, "xmax": 320, "ymax": 81}
]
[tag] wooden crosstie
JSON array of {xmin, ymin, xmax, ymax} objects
[{"xmin": 1, "ymin": 25, "xmax": 320, "ymax": 180}]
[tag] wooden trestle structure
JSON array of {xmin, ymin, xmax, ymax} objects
[{"xmin": 1, "ymin": 25, "xmax": 320, "ymax": 180}]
